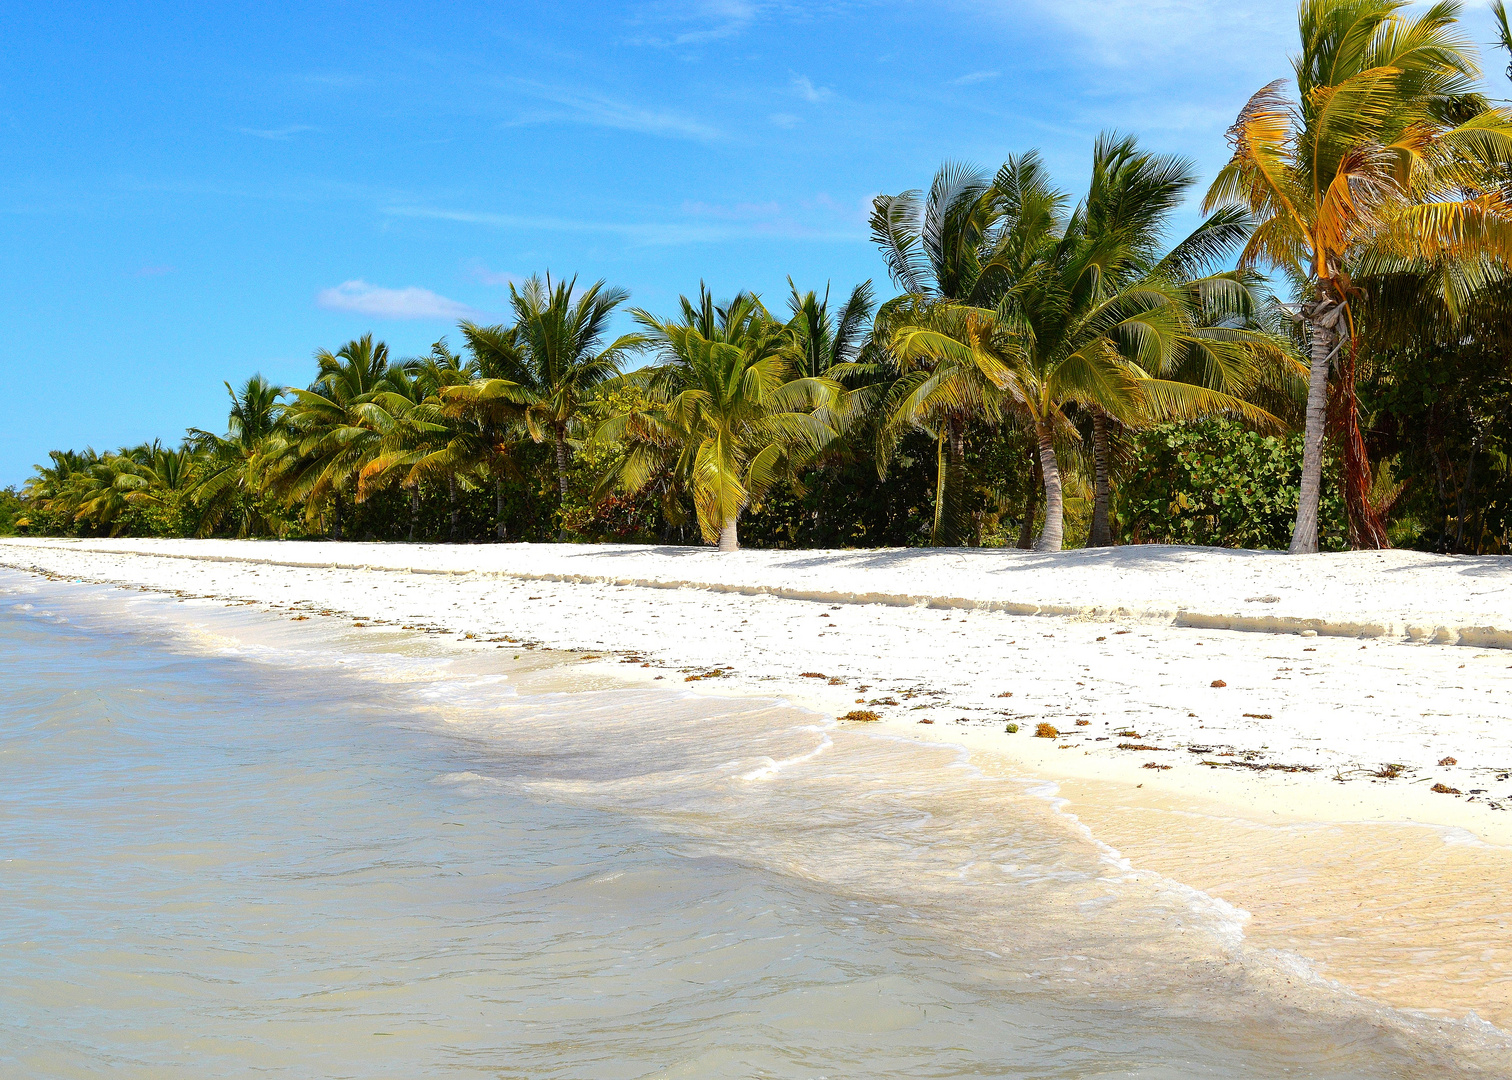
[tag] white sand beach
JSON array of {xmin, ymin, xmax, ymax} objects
[{"xmin": 5, "ymin": 536, "xmax": 1512, "ymax": 1029}]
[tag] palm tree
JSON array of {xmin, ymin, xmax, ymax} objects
[
  {"xmin": 596, "ymin": 287, "xmax": 841, "ymax": 551},
  {"xmin": 893, "ymin": 140, "xmax": 1285, "ymax": 551},
  {"xmin": 869, "ymin": 158, "xmax": 1063, "ymax": 541},
  {"xmin": 1205, "ymin": 0, "xmax": 1512, "ymax": 552},
  {"xmin": 457, "ymin": 275, "xmax": 642, "ymax": 533},
  {"xmin": 880, "ymin": 298, "xmax": 1016, "ymax": 545},
  {"xmin": 264, "ymin": 335, "xmax": 401, "ymax": 538},
  {"xmin": 785, "ymin": 279, "xmax": 876, "ymax": 378},
  {"xmin": 187, "ymin": 375, "xmax": 285, "ymax": 536}
]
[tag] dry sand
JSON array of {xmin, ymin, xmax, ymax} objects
[{"xmin": 4, "ymin": 536, "xmax": 1511, "ymax": 1028}]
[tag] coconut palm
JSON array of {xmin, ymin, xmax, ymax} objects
[
  {"xmin": 263, "ymin": 335, "xmax": 404, "ymax": 537},
  {"xmin": 187, "ymin": 375, "xmax": 285, "ymax": 536},
  {"xmin": 785, "ymin": 279, "xmax": 876, "ymax": 378},
  {"xmin": 456, "ymin": 275, "xmax": 642, "ymax": 518},
  {"xmin": 1205, "ymin": 0, "xmax": 1512, "ymax": 552},
  {"xmin": 893, "ymin": 140, "xmax": 1286, "ymax": 551},
  {"xmin": 596, "ymin": 287, "xmax": 841, "ymax": 551}
]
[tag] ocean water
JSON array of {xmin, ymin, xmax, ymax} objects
[{"xmin": 0, "ymin": 570, "xmax": 1506, "ymax": 1078}]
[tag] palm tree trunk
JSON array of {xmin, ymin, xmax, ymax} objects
[
  {"xmin": 554, "ymin": 428, "xmax": 570, "ymax": 498},
  {"xmin": 1291, "ymin": 296, "xmax": 1339, "ymax": 554},
  {"xmin": 931, "ymin": 420, "xmax": 968, "ymax": 547},
  {"xmin": 717, "ymin": 512, "xmax": 740, "ymax": 552},
  {"xmin": 495, "ymin": 477, "xmax": 507, "ymax": 541},
  {"xmin": 447, "ymin": 476, "xmax": 458, "ymax": 543},
  {"xmin": 1454, "ymin": 435, "xmax": 1481, "ymax": 553},
  {"xmin": 1034, "ymin": 422, "xmax": 1064, "ymax": 553},
  {"xmin": 1017, "ymin": 452, "xmax": 1041, "ymax": 550},
  {"xmin": 332, "ymin": 491, "xmax": 343, "ymax": 541},
  {"xmin": 1089, "ymin": 413, "xmax": 1113, "ymax": 548},
  {"xmin": 408, "ymin": 487, "xmax": 419, "ymax": 542},
  {"xmin": 554, "ymin": 426, "xmax": 570, "ymax": 541}
]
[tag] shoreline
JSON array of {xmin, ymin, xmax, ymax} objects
[{"xmin": 4, "ymin": 537, "xmax": 1512, "ymax": 1031}]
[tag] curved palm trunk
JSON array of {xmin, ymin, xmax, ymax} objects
[
  {"xmin": 931, "ymin": 419, "xmax": 968, "ymax": 547},
  {"xmin": 495, "ymin": 477, "xmax": 507, "ymax": 542},
  {"xmin": 332, "ymin": 491, "xmax": 343, "ymax": 541},
  {"xmin": 1034, "ymin": 422, "xmax": 1064, "ymax": 553},
  {"xmin": 1089, "ymin": 413, "xmax": 1113, "ymax": 548},
  {"xmin": 1017, "ymin": 452, "xmax": 1041, "ymax": 550},
  {"xmin": 447, "ymin": 476, "xmax": 458, "ymax": 542},
  {"xmin": 408, "ymin": 487, "xmax": 419, "ymax": 542},
  {"xmin": 1291, "ymin": 297, "xmax": 1339, "ymax": 554},
  {"xmin": 717, "ymin": 511, "xmax": 740, "ymax": 552}
]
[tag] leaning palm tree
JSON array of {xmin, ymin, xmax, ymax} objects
[
  {"xmin": 457, "ymin": 275, "xmax": 642, "ymax": 511},
  {"xmin": 596, "ymin": 288, "xmax": 841, "ymax": 551},
  {"xmin": 1205, "ymin": 0, "xmax": 1512, "ymax": 552}
]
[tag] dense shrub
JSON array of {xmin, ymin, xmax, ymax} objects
[{"xmin": 1117, "ymin": 420, "xmax": 1347, "ymax": 551}]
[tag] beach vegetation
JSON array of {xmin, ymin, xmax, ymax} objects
[
  {"xmin": 1207, "ymin": 0, "xmax": 1512, "ymax": 552},
  {"xmin": 17, "ymin": 0, "xmax": 1512, "ymax": 556}
]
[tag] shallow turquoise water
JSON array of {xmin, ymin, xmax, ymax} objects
[{"xmin": 0, "ymin": 570, "xmax": 1504, "ymax": 1077}]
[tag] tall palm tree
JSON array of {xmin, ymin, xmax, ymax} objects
[
  {"xmin": 596, "ymin": 287, "xmax": 841, "ymax": 551},
  {"xmin": 1205, "ymin": 0, "xmax": 1512, "ymax": 552},
  {"xmin": 458, "ymin": 275, "xmax": 642, "ymax": 518},
  {"xmin": 894, "ymin": 141, "xmax": 1284, "ymax": 551},
  {"xmin": 870, "ymin": 157, "xmax": 1064, "ymax": 541}
]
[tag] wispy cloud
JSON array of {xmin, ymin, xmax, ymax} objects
[
  {"xmin": 466, "ymin": 261, "xmax": 520, "ymax": 287},
  {"xmin": 386, "ymin": 203, "xmax": 867, "ymax": 245},
  {"xmin": 316, "ymin": 280, "xmax": 482, "ymax": 320},
  {"xmin": 294, "ymin": 72, "xmax": 369, "ymax": 89},
  {"xmin": 630, "ymin": 0, "xmax": 764, "ymax": 46},
  {"xmin": 769, "ymin": 112, "xmax": 801, "ymax": 128},
  {"xmin": 995, "ymin": 0, "xmax": 1293, "ymax": 70},
  {"xmin": 792, "ymin": 75, "xmax": 833, "ymax": 102},
  {"xmin": 952, "ymin": 70, "xmax": 1000, "ymax": 86},
  {"xmin": 238, "ymin": 124, "xmax": 316, "ymax": 140},
  {"xmin": 507, "ymin": 82, "xmax": 720, "ymax": 141}
]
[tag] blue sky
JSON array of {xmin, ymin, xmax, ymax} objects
[{"xmin": 1, "ymin": 1, "xmax": 1505, "ymax": 485}]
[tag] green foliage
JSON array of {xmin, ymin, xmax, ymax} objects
[
  {"xmin": 1356, "ymin": 339, "xmax": 1512, "ymax": 553},
  {"xmin": 0, "ymin": 487, "xmax": 24, "ymax": 535},
  {"xmin": 1118, "ymin": 420, "xmax": 1346, "ymax": 550}
]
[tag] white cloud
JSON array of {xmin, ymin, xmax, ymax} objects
[
  {"xmin": 769, "ymin": 112, "xmax": 801, "ymax": 128},
  {"xmin": 316, "ymin": 280, "xmax": 481, "ymax": 320},
  {"xmin": 952, "ymin": 70, "xmax": 1000, "ymax": 85},
  {"xmin": 792, "ymin": 75, "xmax": 833, "ymax": 102},
  {"xmin": 238, "ymin": 125, "xmax": 315, "ymax": 140},
  {"xmin": 508, "ymin": 82, "xmax": 720, "ymax": 141}
]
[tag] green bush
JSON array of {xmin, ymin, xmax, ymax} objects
[{"xmin": 1118, "ymin": 420, "xmax": 1346, "ymax": 551}]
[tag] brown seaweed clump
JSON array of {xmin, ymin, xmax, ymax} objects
[
  {"xmin": 1035, "ymin": 722, "xmax": 1059, "ymax": 739},
  {"xmin": 840, "ymin": 710, "xmax": 880, "ymax": 723}
]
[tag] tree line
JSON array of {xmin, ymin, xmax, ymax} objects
[{"xmin": 15, "ymin": 0, "xmax": 1512, "ymax": 555}]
